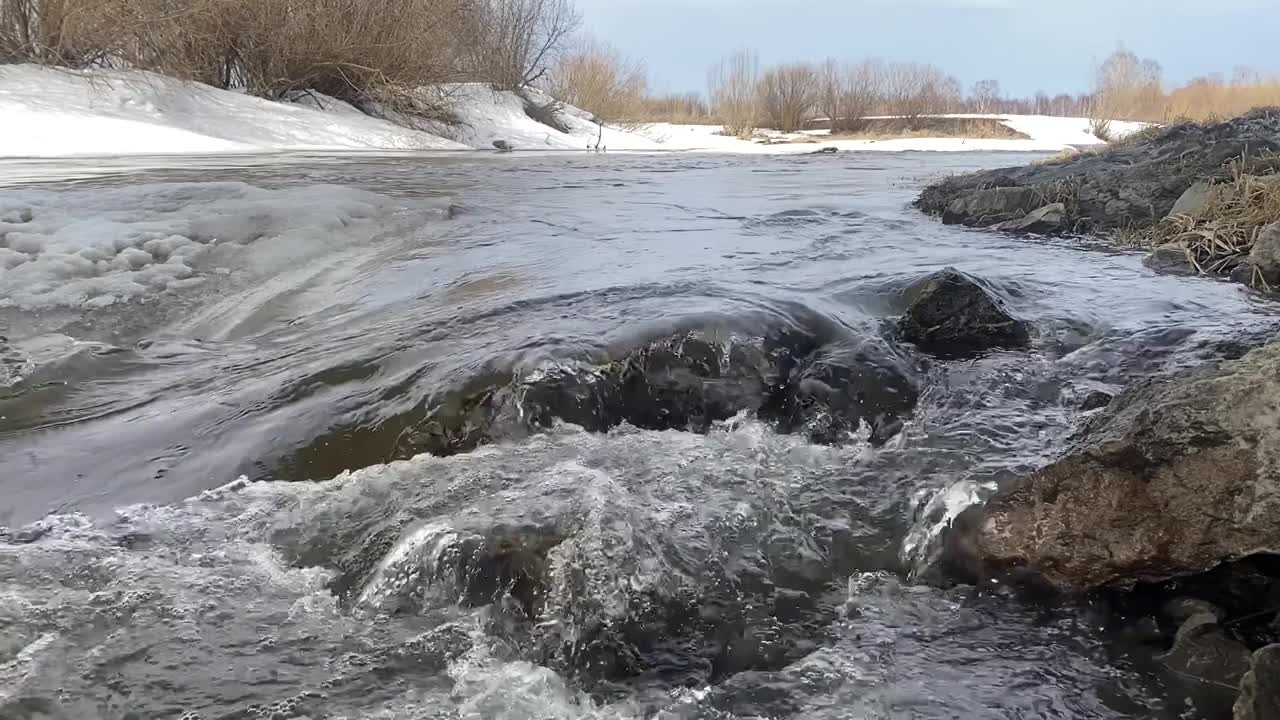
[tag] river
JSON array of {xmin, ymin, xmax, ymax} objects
[{"xmin": 1, "ymin": 151, "xmax": 1275, "ymax": 719}]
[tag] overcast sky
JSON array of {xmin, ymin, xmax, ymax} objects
[{"xmin": 574, "ymin": 0, "xmax": 1279, "ymax": 98}]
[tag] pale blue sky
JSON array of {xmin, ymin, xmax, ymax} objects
[{"xmin": 575, "ymin": 0, "xmax": 1279, "ymax": 98}]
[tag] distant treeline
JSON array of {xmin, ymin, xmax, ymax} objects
[{"xmin": 554, "ymin": 42, "xmax": 1280, "ymax": 136}]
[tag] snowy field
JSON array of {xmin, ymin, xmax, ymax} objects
[{"xmin": 0, "ymin": 64, "xmax": 1145, "ymax": 158}]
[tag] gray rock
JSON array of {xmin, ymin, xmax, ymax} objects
[
  {"xmin": 1169, "ymin": 181, "xmax": 1214, "ymax": 219},
  {"xmin": 1235, "ymin": 644, "xmax": 1280, "ymax": 720},
  {"xmin": 1164, "ymin": 597, "xmax": 1225, "ymax": 624},
  {"xmin": 941, "ymin": 186, "xmax": 1040, "ymax": 227},
  {"xmin": 896, "ymin": 268, "xmax": 1030, "ymax": 355},
  {"xmin": 492, "ymin": 140, "xmax": 514, "ymax": 151},
  {"xmin": 1143, "ymin": 242, "xmax": 1195, "ymax": 275},
  {"xmin": 1248, "ymin": 223, "xmax": 1280, "ymax": 286},
  {"xmin": 1158, "ymin": 613, "xmax": 1252, "ymax": 689},
  {"xmin": 947, "ymin": 339, "xmax": 1280, "ymax": 593},
  {"xmin": 994, "ymin": 203, "xmax": 1068, "ymax": 234}
]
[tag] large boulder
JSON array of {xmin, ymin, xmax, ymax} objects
[
  {"xmin": 941, "ymin": 186, "xmax": 1039, "ymax": 227},
  {"xmin": 948, "ymin": 339, "xmax": 1280, "ymax": 593},
  {"xmin": 1236, "ymin": 644, "xmax": 1280, "ymax": 720},
  {"xmin": 896, "ymin": 268, "xmax": 1030, "ymax": 355}
]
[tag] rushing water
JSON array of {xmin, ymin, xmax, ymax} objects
[{"xmin": 2, "ymin": 151, "xmax": 1277, "ymax": 719}]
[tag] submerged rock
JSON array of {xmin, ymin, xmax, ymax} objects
[
  {"xmin": 1236, "ymin": 644, "xmax": 1280, "ymax": 720},
  {"xmin": 946, "ymin": 339, "xmax": 1280, "ymax": 593},
  {"xmin": 896, "ymin": 268, "xmax": 1030, "ymax": 355},
  {"xmin": 775, "ymin": 336, "xmax": 920, "ymax": 445},
  {"xmin": 395, "ymin": 323, "xmax": 921, "ymax": 459},
  {"xmin": 1159, "ymin": 613, "xmax": 1252, "ymax": 690}
]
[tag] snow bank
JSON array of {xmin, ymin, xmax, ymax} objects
[
  {"xmin": 642, "ymin": 115, "xmax": 1151, "ymax": 154},
  {"xmin": 0, "ymin": 64, "xmax": 1150, "ymax": 158},
  {"xmin": 426, "ymin": 83, "xmax": 662, "ymax": 151},
  {"xmin": 0, "ymin": 65, "xmax": 468, "ymax": 157},
  {"xmin": 0, "ymin": 182, "xmax": 417, "ymax": 310}
]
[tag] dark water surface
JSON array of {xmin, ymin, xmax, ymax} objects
[{"xmin": 1, "ymin": 151, "xmax": 1276, "ymax": 719}]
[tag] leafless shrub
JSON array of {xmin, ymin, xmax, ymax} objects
[
  {"xmin": 549, "ymin": 35, "xmax": 647, "ymax": 124},
  {"xmin": 883, "ymin": 61, "xmax": 958, "ymax": 128},
  {"xmin": 708, "ymin": 49, "xmax": 759, "ymax": 138},
  {"xmin": 1, "ymin": 0, "xmax": 123, "ymax": 66},
  {"xmin": 471, "ymin": 0, "xmax": 579, "ymax": 90},
  {"xmin": 759, "ymin": 62, "xmax": 817, "ymax": 133},
  {"xmin": 817, "ymin": 58, "xmax": 881, "ymax": 133},
  {"xmin": 634, "ymin": 92, "xmax": 714, "ymax": 124}
]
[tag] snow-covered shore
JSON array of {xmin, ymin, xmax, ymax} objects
[{"xmin": 0, "ymin": 64, "xmax": 1144, "ymax": 158}]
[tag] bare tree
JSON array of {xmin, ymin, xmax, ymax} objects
[
  {"xmin": 758, "ymin": 62, "xmax": 817, "ymax": 132},
  {"xmin": 818, "ymin": 58, "xmax": 882, "ymax": 132},
  {"xmin": 708, "ymin": 48, "xmax": 760, "ymax": 138},
  {"xmin": 1091, "ymin": 48, "xmax": 1163, "ymax": 121},
  {"xmin": 474, "ymin": 0, "xmax": 580, "ymax": 90},
  {"xmin": 550, "ymin": 35, "xmax": 648, "ymax": 123},
  {"xmin": 883, "ymin": 61, "xmax": 952, "ymax": 128},
  {"xmin": 971, "ymin": 79, "xmax": 1000, "ymax": 113}
]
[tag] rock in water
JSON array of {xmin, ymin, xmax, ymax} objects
[
  {"xmin": 941, "ymin": 187, "xmax": 1039, "ymax": 227},
  {"xmin": 1236, "ymin": 644, "xmax": 1280, "ymax": 720},
  {"xmin": 993, "ymin": 203, "xmax": 1067, "ymax": 234},
  {"xmin": 1158, "ymin": 613, "xmax": 1252, "ymax": 690},
  {"xmin": 776, "ymin": 336, "xmax": 920, "ymax": 445},
  {"xmin": 896, "ymin": 268, "xmax": 1030, "ymax": 355},
  {"xmin": 949, "ymin": 339, "xmax": 1280, "ymax": 593},
  {"xmin": 493, "ymin": 140, "xmax": 514, "ymax": 151},
  {"xmin": 1144, "ymin": 242, "xmax": 1196, "ymax": 275}
]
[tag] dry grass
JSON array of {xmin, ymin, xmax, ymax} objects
[
  {"xmin": 825, "ymin": 117, "xmax": 1029, "ymax": 141},
  {"xmin": 1142, "ymin": 159, "xmax": 1280, "ymax": 283}
]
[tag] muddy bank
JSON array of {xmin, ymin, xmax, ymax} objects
[{"xmin": 916, "ymin": 108, "xmax": 1280, "ymax": 290}]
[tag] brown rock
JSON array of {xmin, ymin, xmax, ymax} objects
[
  {"xmin": 960, "ymin": 339, "xmax": 1280, "ymax": 593},
  {"xmin": 1235, "ymin": 644, "xmax": 1280, "ymax": 720},
  {"xmin": 1248, "ymin": 223, "xmax": 1280, "ymax": 287}
]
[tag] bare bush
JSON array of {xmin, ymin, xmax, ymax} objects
[
  {"xmin": 883, "ymin": 61, "xmax": 957, "ymax": 128},
  {"xmin": 817, "ymin": 58, "xmax": 881, "ymax": 132},
  {"xmin": 1, "ymin": 0, "xmax": 122, "ymax": 66},
  {"xmin": 472, "ymin": 0, "xmax": 579, "ymax": 90},
  {"xmin": 635, "ymin": 92, "xmax": 714, "ymax": 124},
  {"xmin": 759, "ymin": 62, "xmax": 817, "ymax": 133},
  {"xmin": 550, "ymin": 36, "xmax": 647, "ymax": 123},
  {"xmin": 708, "ymin": 49, "xmax": 759, "ymax": 138},
  {"xmin": 1091, "ymin": 48, "xmax": 1164, "ymax": 122}
]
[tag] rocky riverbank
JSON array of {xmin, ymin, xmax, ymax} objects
[
  {"xmin": 917, "ymin": 108, "xmax": 1280, "ymax": 290},
  {"xmin": 921, "ymin": 110, "xmax": 1280, "ymax": 719}
]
